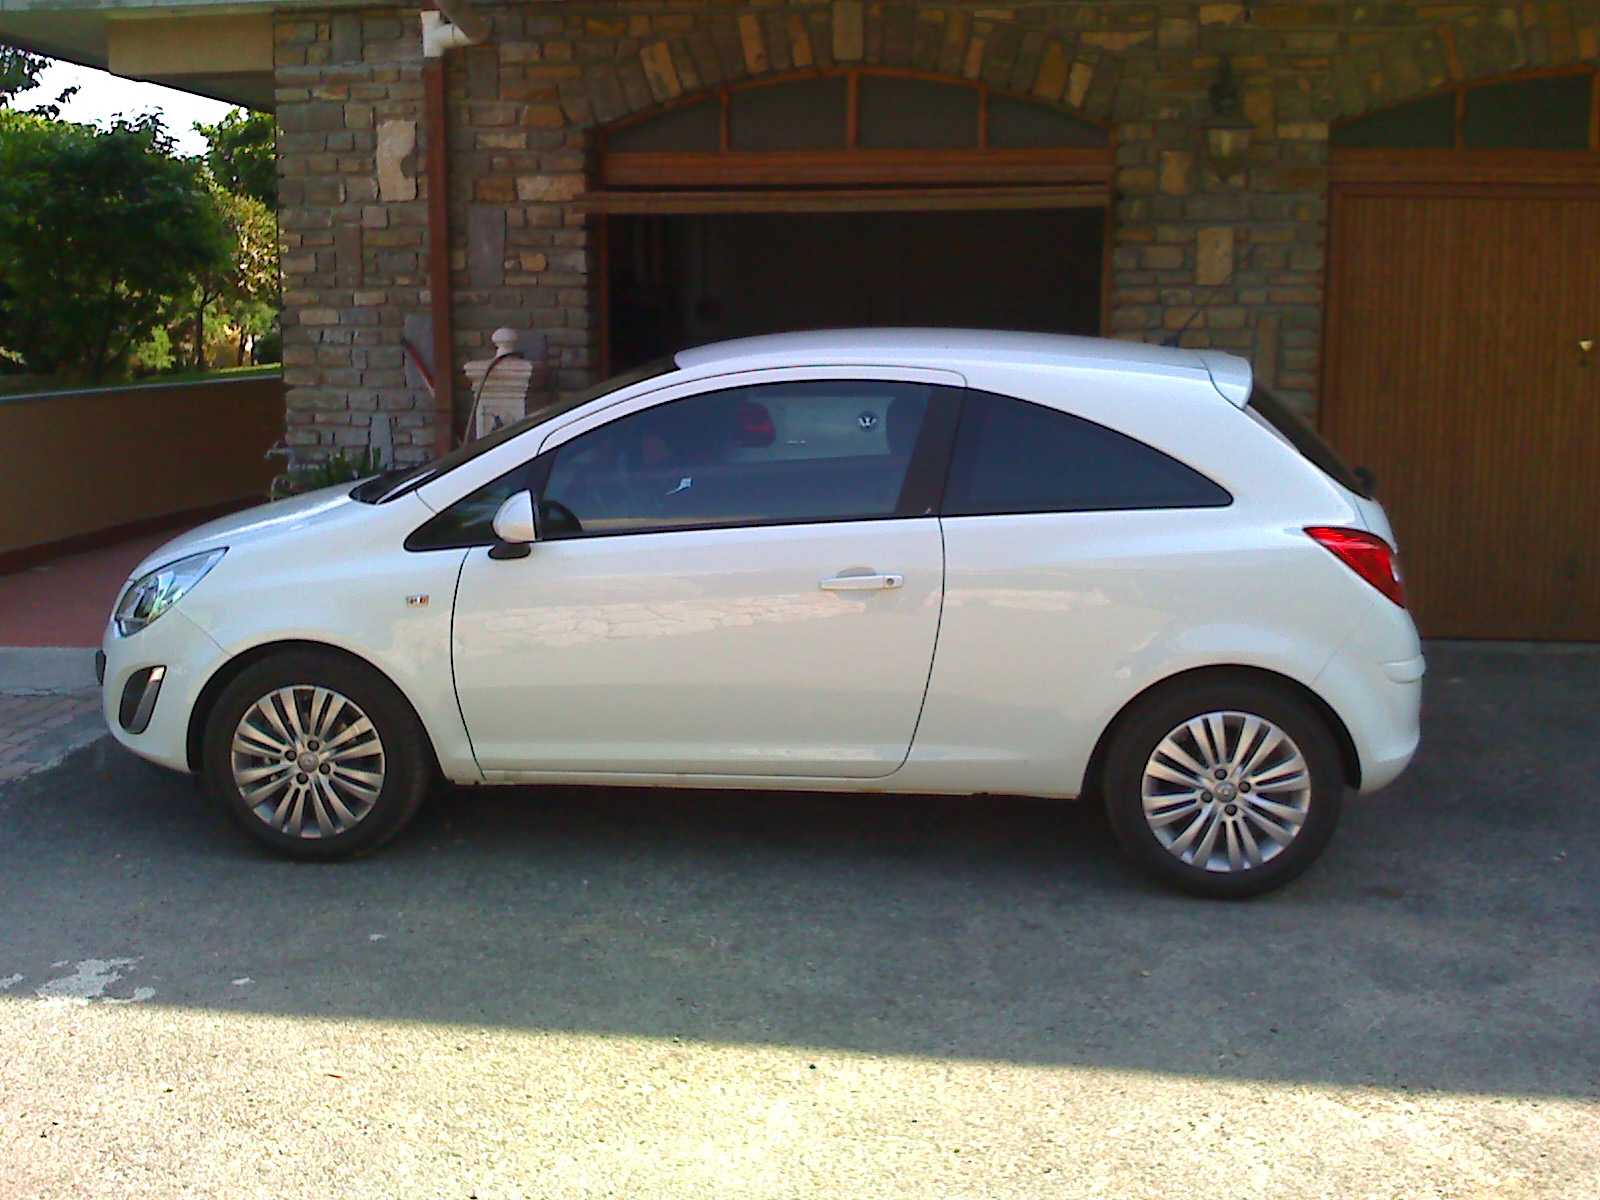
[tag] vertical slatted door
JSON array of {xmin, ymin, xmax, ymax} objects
[{"xmin": 1322, "ymin": 190, "xmax": 1600, "ymax": 640}]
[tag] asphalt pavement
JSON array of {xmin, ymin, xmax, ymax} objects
[{"xmin": 1, "ymin": 642, "xmax": 1597, "ymax": 1199}]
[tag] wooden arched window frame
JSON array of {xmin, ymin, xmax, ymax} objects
[
  {"xmin": 595, "ymin": 68, "xmax": 1115, "ymax": 191},
  {"xmin": 1330, "ymin": 66, "xmax": 1600, "ymax": 185}
]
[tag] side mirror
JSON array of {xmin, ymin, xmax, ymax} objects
[{"xmin": 488, "ymin": 490, "xmax": 537, "ymax": 559}]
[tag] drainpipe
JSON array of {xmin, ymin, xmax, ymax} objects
[{"xmin": 421, "ymin": 0, "xmax": 489, "ymax": 457}]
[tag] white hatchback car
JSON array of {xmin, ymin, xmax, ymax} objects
[{"xmin": 102, "ymin": 330, "xmax": 1423, "ymax": 897}]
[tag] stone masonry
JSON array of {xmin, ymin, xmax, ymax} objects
[{"xmin": 273, "ymin": 1, "xmax": 1600, "ymax": 463}]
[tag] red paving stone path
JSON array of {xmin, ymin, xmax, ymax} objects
[{"xmin": 0, "ymin": 532, "xmax": 174, "ymax": 648}]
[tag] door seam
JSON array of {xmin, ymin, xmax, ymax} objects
[
  {"xmin": 446, "ymin": 549, "xmax": 488, "ymax": 779},
  {"xmin": 889, "ymin": 513, "xmax": 948, "ymax": 775}
]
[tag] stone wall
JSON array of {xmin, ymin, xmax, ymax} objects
[
  {"xmin": 275, "ymin": 11, "xmax": 428, "ymax": 459},
  {"xmin": 273, "ymin": 1, "xmax": 1600, "ymax": 463}
]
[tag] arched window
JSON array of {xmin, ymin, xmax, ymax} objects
[
  {"xmin": 1332, "ymin": 69, "xmax": 1599, "ymax": 151},
  {"xmin": 598, "ymin": 69, "xmax": 1112, "ymax": 189}
]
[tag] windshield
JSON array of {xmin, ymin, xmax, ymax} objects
[{"xmin": 351, "ymin": 355, "xmax": 678, "ymax": 503}]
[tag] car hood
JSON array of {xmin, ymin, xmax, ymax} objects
[{"xmin": 125, "ymin": 485, "xmax": 359, "ymax": 581}]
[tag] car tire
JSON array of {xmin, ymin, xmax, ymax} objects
[
  {"xmin": 202, "ymin": 650, "xmax": 434, "ymax": 861},
  {"xmin": 1102, "ymin": 677, "xmax": 1344, "ymax": 899}
]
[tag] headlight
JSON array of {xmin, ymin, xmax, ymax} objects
[{"xmin": 114, "ymin": 549, "xmax": 226, "ymax": 637}]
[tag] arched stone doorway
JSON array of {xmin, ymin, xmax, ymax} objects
[{"xmin": 582, "ymin": 68, "xmax": 1115, "ymax": 372}]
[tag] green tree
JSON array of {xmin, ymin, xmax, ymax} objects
[
  {"xmin": 0, "ymin": 45, "xmax": 45, "ymax": 106},
  {"xmin": 174, "ymin": 182, "xmax": 279, "ymax": 369},
  {"xmin": 0, "ymin": 112, "xmax": 230, "ymax": 381},
  {"xmin": 196, "ymin": 108, "xmax": 276, "ymax": 207}
]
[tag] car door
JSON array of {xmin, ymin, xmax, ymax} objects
[
  {"xmin": 909, "ymin": 386, "xmax": 1239, "ymax": 797},
  {"xmin": 448, "ymin": 374, "xmax": 962, "ymax": 778}
]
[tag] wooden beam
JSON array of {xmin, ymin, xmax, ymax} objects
[
  {"xmin": 601, "ymin": 149, "xmax": 1114, "ymax": 188},
  {"xmin": 575, "ymin": 185, "xmax": 1110, "ymax": 215},
  {"xmin": 1330, "ymin": 148, "xmax": 1600, "ymax": 187}
]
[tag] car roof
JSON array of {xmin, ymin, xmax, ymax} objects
[{"xmin": 671, "ymin": 328, "xmax": 1253, "ymax": 405}]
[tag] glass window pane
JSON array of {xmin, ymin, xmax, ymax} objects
[
  {"xmin": 542, "ymin": 381, "xmax": 931, "ymax": 536},
  {"xmin": 728, "ymin": 76, "xmax": 849, "ymax": 151},
  {"xmin": 1330, "ymin": 93, "xmax": 1456, "ymax": 148},
  {"xmin": 1247, "ymin": 388, "xmax": 1370, "ymax": 498},
  {"xmin": 986, "ymin": 93, "xmax": 1109, "ymax": 149},
  {"xmin": 857, "ymin": 76, "xmax": 980, "ymax": 149},
  {"xmin": 607, "ymin": 97, "xmax": 722, "ymax": 153},
  {"xmin": 406, "ymin": 465, "xmax": 531, "ymax": 550},
  {"xmin": 1462, "ymin": 74, "xmax": 1593, "ymax": 150},
  {"xmin": 943, "ymin": 391, "xmax": 1231, "ymax": 516}
]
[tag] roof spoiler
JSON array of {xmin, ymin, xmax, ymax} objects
[{"xmin": 1194, "ymin": 350, "xmax": 1253, "ymax": 407}]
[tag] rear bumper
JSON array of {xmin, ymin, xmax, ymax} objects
[
  {"xmin": 1381, "ymin": 654, "xmax": 1426, "ymax": 685},
  {"xmin": 1315, "ymin": 623, "xmax": 1425, "ymax": 794},
  {"xmin": 1354, "ymin": 699, "xmax": 1421, "ymax": 792},
  {"xmin": 1359, "ymin": 653, "xmax": 1425, "ymax": 791}
]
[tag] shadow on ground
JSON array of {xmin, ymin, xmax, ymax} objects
[{"xmin": 1, "ymin": 643, "xmax": 1596, "ymax": 1098}]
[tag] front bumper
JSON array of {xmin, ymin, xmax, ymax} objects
[{"xmin": 101, "ymin": 608, "xmax": 227, "ymax": 774}]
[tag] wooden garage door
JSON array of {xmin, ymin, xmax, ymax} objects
[{"xmin": 1322, "ymin": 189, "xmax": 1600, "ymax": 640}]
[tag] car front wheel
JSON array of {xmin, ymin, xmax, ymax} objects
[
  {"xmin": 202, "ymin": 650, "xmax": 434, "ymax": 860},
  {"xmin": 1103, "ymin": 678, "xmax": 1345, "ymax": 898}
]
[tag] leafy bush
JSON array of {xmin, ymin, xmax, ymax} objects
[{"xmin": 269, "ymin": 448, "xmax": 387, "ymax": 500}]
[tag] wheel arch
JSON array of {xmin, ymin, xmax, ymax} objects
[
  {"xmin": 1080, "ymin": 664, "xmax": 1362, "ymax": 799},
  {"xmin": 185, "ymin": 638, "xmax": 442, "ymax": 775}
]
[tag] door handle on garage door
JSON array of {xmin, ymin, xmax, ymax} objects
[{"xmin": 819, "ymin": 572, "xmax": 904, "ymax": 591}]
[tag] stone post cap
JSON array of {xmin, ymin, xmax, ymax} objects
[{"xmin": 491, "ymin": 327, "xmax": 519, "ymax": 358}]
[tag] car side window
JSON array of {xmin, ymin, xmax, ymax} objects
[
  {"xmin": 404, "ymin": 461, "xmax": 542, "ymax": 551},
  {"xmin": 942, "ymin": 389, "xmax": 1232, "ymax": 516},
  {"xmin": 539, "ymin": 380, "xmax": 935, "ymax": 538}
]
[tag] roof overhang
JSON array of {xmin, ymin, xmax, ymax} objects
[{"xmin": 0, "ymin": 1, "xmax": 283, "ymax": 110}]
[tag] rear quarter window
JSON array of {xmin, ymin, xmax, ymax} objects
[
  {"xmin": 1246, "ymin": 387, "xmax": 1373, "ymax": 499},
  {"xmin": 943, "ymin": 390, "xmax": 1232, "ymax": 516}
]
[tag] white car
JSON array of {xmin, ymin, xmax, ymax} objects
[{"xmin": 101, "ymin": 330, "xmax": 1423, "ymax": 897}]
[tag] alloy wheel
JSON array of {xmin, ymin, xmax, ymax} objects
[
  {"xmin": 229, "ymin": 685, "xmax": 387, "ymax": 839},
  {"xmin": 1140, "ymin": 710, "xmax": 1313, "ymax": 874}
]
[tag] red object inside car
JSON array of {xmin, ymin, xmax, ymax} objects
[{"xmin": 734, "ymin": 401, "xmax": 775, "ymax": 448}]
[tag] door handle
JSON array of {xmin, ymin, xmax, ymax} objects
[{"xmin": 819, "ymin": 572, "xmax": 904, "ymax": 592}]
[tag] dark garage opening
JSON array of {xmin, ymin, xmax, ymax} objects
[{"xmin": 605, "ymin": 207, "xmax": 1106, "ymax": 373}]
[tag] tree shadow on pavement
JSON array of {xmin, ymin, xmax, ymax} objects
[{"xmin": 0, "ymin": 642, "xmax": 1595, "ymax": 1099}]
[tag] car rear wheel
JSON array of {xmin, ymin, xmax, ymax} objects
[
  {"xmin": 1103, "ymin": 678, "xmax": 1344, "ymax": 898},
  {"xmin": 202, "ymin": 650, "xmax": 433, "ymax": 860}
]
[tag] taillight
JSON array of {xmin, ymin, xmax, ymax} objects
[{"xmin": 1305, "ymin": 526, "xmax": 1406, "ymax": 607}]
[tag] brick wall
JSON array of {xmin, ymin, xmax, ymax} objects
[{"xmin": 273, "ymin": 2, "xmax": 1600, "ymax": 462}]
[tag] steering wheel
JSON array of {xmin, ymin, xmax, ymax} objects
[{"xmin": 555, "ymin": 440, "xmax": 632, "ymax": 521}]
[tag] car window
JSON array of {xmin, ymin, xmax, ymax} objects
[
  {"xmin": 404, "ymin": 465, "xmax": 533, "ymax": 551},
  {"xmin": 1246, "ymin": 386, "xmax": 1373, "ymax": 499},
  {"xmin": 353, "ymin": 355, "xmax": 677, "ymax": 504},
  {"xmin": 540, "ymin": 380, "xmax": 934, "ymax": 537},
  {"xmin": 943, "ymin": 389, "xmax": 1231, "ymax": 516}
]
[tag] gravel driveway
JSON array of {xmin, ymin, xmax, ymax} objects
[{"xmin": 1, "ymin": 642, "xmax": 1596, "ymax": 1199}]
